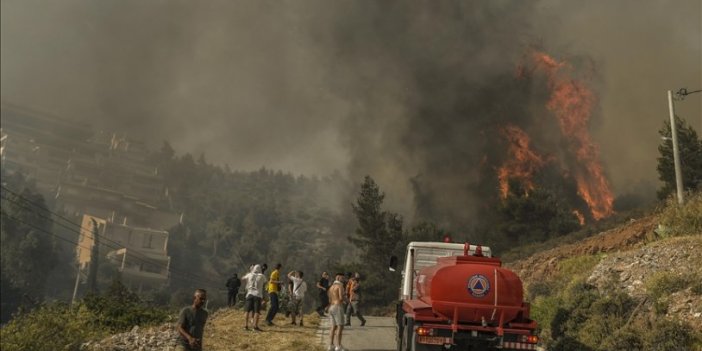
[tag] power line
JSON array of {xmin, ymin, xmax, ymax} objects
[
  {"xmin": 2, "ymin": 191, "xmax": 165, "ymax": 264},
  {"xmin": 0, "ymin": 187, "xmax": 223, "ymax": 288},
  {"xmin": 0, "ymin": 185, "xmax": 222, "ymax": 285},
  {"xmin": 0, "ymin": 197, "xmax": 222, "ymax": 289},
  {"xmin": 0, "ymin": 208, "xmax": 218, "ymax": 288}
]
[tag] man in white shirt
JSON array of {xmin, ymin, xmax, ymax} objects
[
  {"xmin": 287, "ymin": 270, "xmax": 307, "ymax": 326},
  {"xmin": 241, "ymin": 264, "xmax": 268, "ymax": 331}
]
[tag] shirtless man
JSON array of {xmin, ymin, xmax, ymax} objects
[{"xmin": 327, "ymin": 273, "xmax": 347, "ymax": 351}]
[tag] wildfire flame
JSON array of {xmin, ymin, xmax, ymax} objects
[
  {"xmin": 573, "ymin": 210, "xmax": 585, "ymax": 226},
  {"xmin": 498, "ymin": 125, "xmax": 546, "ymax": 199},
  {"xmin": 532, "ymin": 52, "xmax": 614, "ymax": 220}
]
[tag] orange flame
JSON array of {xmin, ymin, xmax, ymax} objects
[
  {"xmin": 498, "ymin": 125, "xmax": 546, "ymax": 199},
  {"xmin": 531, "ymin": 52, "xmax": 614, "ymax": 220},
  {"xmin": 572, "ymin": 209, "xmax": 585, "ymax": 226}
]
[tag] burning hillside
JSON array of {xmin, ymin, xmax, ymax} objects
[
  {"xmin": 498, "ymin": 125, "xmax": 548, "ymax": 199},
  {"xmin": 495, "ymin": 51, "xmax": 615, "ymax": 224}
]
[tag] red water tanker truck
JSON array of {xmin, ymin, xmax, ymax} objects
[{"xmin": 390, "ymin": 242, "xmax": 538, "ymax": 351}]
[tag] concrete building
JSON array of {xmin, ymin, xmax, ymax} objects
[
  {"xmin": 1, "ymin": 103, "xmax": 96, "ymax": 194},
  {"xmin": 2, "ymin": 103, "xmax": 180, "ymax": 291},
  {"xmin": 77, "ymin": 215, "xmax": 171, "ymax": 291}
]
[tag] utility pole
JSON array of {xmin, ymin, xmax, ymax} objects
[
  {"xmin": 71, "ymin": 262, "xmax": 82, "ymax": 305},
  {"xmin": 87, "ymin": 218, "xmax": 100, "ymax": 293},
  {"xmin": 667, "ymin": 90, "xmax": 685, "ymax": 204}
]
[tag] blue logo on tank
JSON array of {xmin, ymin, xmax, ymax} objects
[{"xmin": 467, "ymin": 274, "xmax": 490, "ymax": 298}]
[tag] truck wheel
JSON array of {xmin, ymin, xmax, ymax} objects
[
  {"xmin": 399, "ymin": 316, "xmax": 413, "ymax": 351},
  {"xmin": 396, "ymin": 308, "xmax": 404, "ymax": 351}
]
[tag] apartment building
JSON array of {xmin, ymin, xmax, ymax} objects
[
  {"xmin": 2, "ymin": 103, "xmax": 180, "ymax": 291},
  {"xmin": 77, "ymin": 215, "xmax": 170, "ymax": 291}
]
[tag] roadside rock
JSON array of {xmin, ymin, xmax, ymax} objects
[
  {"xmin": 588, "ymin": 236, "xmax": 701, "ymax": 296},
  {"xmin": 587, "ymin": 235, "xmax": 702, "ymax": 330},
  {"xmin": 81, "ymin": 322, "xmax": 180, "ymax": 351},
  {"xmin": 81, "ymin": 309, "xmax": 230, "ymax": 351}
]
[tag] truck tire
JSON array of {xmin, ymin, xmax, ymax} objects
[{"xmin": 396, "ymin": 305, "xmax": 405, "ymax": 351}]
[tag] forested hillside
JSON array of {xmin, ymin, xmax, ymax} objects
[{"xmin": 143, "ymin": 142, "xmax": 360, "ymax": 305}]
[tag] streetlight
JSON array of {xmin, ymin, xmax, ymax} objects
[{"xmin": 666, "ymin": 88, "xmax": 702, "ymax": 205}]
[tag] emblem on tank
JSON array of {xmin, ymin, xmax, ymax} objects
[{"xmin": 467, "ymin": 274, "xmax": 490, "ymax": 298}]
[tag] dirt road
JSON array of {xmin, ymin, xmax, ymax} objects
[{"xmin": 318, "ymin": 316, "xmax": 396, "ymax": 351}]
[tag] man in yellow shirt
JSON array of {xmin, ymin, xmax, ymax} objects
[{"xmin": 265, "ymin": 263, "xmax": 282, "ymax": 326}]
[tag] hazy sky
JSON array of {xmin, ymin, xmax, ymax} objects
[{"xmin": 2, "ymin": 0, "xmax": 700, "ymax": 215}]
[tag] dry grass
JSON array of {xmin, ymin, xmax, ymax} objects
[{"xmin": 203, "ymin": 308, "xmax": 325, "ymax": 351}]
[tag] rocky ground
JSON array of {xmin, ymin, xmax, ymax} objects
[
  {"xmin": 509, "ymin": 215, "xmax": 658, "ymax": 285},
  {"xmin": 81, "ymin": 323, "xmax": 180, "ymax": 351},
  {"xmin": 509, "ymin": 213, "xmax": 702, "ymax": 333},
  {"xmin": 588, "ymin": 235, "xmax": 702, "ymax": 330},
  {"xmin": 80, "ymin": 308, "xmax": 324, "ymax": 351}
]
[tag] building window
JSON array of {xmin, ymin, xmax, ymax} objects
[{"xmin": 142, "ymin": 234, "xmax": 153, "ymax": 249}]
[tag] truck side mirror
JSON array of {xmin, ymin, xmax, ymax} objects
[{"xmin": 389, "ymin": 256, "xmax": 398, "ymax": 272}]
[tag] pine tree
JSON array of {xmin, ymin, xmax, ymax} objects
[
  {"xmin": 657, "ymin": 116, "xmax": 702, "ymax": 199},
  {"xmin": 350, "ymin": 176, "xmax": 390, "ymax": 266},
  {"xmin": 349, "ymin": 176, "xmax": 404, "ymax": 307}
]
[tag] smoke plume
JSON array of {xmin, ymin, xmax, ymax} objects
[{"xmin": 1, "ymin": 0, "xmax": 700, "ymax": 224}]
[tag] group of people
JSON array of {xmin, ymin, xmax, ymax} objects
[
  {"xmin": 175, "ymin": 265, "xmax": 365, "ymax": 351},
  {"xmin": 225, "ymin": 263, "xmax": 310, "ymax": 331}
]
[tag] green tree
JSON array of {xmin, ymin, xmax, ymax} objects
[
  {"xmin": 349, "ymin": 176, "xmax": 405, "ymax": 308},
  {"xmin": 405, "ymin": 221, "xmax": 445, "ymax": 243},
  {"xmin": 495, "ymin": 184, "xmax": 581, "ymax": 246},
  {"xmin": 657, "ymin": 115, "xmax": 702, "ymax": 199},
  {"xmin": 0, "ymin": 184, "xmax": 57, "ymax": 316},
  {"xmin": 350, "ymin": 176, "xmax": 401, "ymax": 267}
]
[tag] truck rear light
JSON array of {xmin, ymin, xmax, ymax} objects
[
  {"xmin": 520, "ymin": 335, "xmax": 539, "ymax": 344},
  {"xmin": 416, "ymin": 326, "xmax": 433, "ymax": 336}
]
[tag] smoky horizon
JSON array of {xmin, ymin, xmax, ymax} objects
[{"xmin": 2, "ymin": 0, "xmax": 700, "ymax": 221}]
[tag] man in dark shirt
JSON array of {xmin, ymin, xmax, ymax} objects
[
  {"xmin": 226, "ymin": 273, "xmax": 241, "ymax": 307},
  {"xmin": 316, "ymin": 271, "xmax": 330, "ymax": 316},
  {"xmin": 177, "ymin": 289, "xmax": 209, "ymax": 351}
]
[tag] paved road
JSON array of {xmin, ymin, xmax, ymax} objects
[{"xmin": 318, "ymin": 316, "xmax": 396, "ymax": 351}]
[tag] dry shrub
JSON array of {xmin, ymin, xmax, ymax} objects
[
  {"xmin": 658, "ymin": 192, "xmax": 702, "ymax": 237},
  {"xmin": 203, "ymin": 308, "xmax": 324, "ymax": 351}
]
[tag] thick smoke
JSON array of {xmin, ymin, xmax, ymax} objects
[
  {"xmin": 2, "ymin": 0, "xmax": 700, "ymax": 223},
  {"xmin": 308, "ymin": 2, "xmax": 542, "ymax": 221},
  {"xmin": 1, "ymin": 0, "xmax": 351, "ymax": 175}
]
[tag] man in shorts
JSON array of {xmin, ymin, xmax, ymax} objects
[
  {"xmin": 287, "ymin": 270, "xmax": 308, "ymax": 326},
  {"xmin": 327, "ymin": 273, "xmax": 347, "ymax": 351},
  {"xmin": 242, "ymin": 264, "xmax": 267, "ymax": 331},
  {"xmin": 176, "ymin": 289, "xmax": 209, "ymax": 351}
]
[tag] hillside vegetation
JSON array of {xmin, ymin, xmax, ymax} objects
[{"xmin": 510, "ymin": 193, "xmax": 702, "ymax": 351}]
